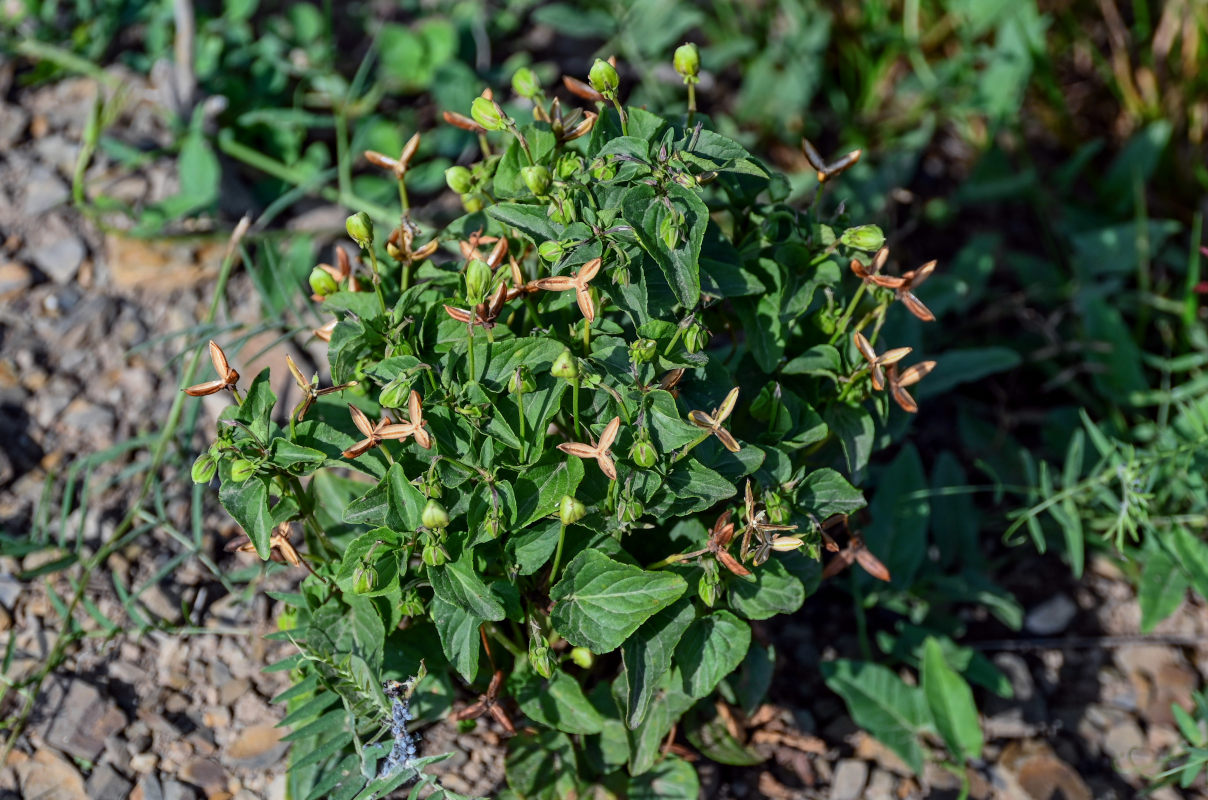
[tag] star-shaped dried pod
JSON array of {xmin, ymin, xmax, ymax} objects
[
  {"xmin": 342, "ymin": 405, "xmax": 395, "ymax": 459},
  {"xmin": 449, "ymin": 670, "xmax": 516, "ymax": 736},
  {"xmin": 819, "ymin": 516, "xmax": 891, "ymax": 582},
  {"xmin": 563, "ymin": 75, "xmax": 605, "ymax": 103},
  {"xmin": 532, "ymin": 257, "xmax": 602, "ymax": 322},
  {"xmin": 286, "ymin": 354, "xmax": 357, "ymax": 421},
  {"xmin": 458, "ymin": 232, "xmax": 509, "ymax": 272},
  {"xmin": 849, "ymin": 247, "xmax": 902, "ymax": 288},
  {"xmin": 688, "ymin": 387, "xmax": 741, "ymax": 452},
  {"xmin": 801, "ymin": 138, "xmax": 862, "ymax": 183},
  {"xmin": 313, "ymin": 319, "xmax": 337, "ymax": 343},
  {"xmin": 852, "ymin": 331, "xmax": 912, "ymax": 392},
  {"xmin": 706, "ymin": 510, "xmax": 749, "ymax": 577},
  {"xmin": 364, "ymin": 132, "xmax": 421, "ymax": 180},
  {"xmin": 740, "ymin": 480, "xmax": 798, "ymax": 565},
  {"xmin": 378, "ymin": 390, "xmax": 432, "ymax": 450},
  {"xmin": 444, "ymin": 282, "xmax": 508, "ymax": 329},
  {"xmin": 184, "ymin": 340, "xmax": 240, "ymax": 396},
  {"xmin": 557, "ymin": 415, "xmax": 621, "ymax": 480},
  {"xmin": 894, "ymin": 259, "xmax": 937, "ymax": 322},
  {"xmin": 885, "ymin": 360, "xmax": 937, "ymax": 414},
  {"xmin": 227, "ymin": 522, "xmax": 319, "ymax": 577},
  {"xmin": 387, "ymin": 222, "xmax": 438, "ymax": 263},
  {"xmin": 442, "ymin": 109, "xmax": 487, "ymax": 133}
]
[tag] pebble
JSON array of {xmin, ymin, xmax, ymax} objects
[
  {"xmin": 0, "ymin": 103, "xmax": 29, "ymax": 149},
  {"xmin": 180, "ymin": 758, "xmax": 225, "ymax": 795},
  {"xmin": 85, "ymin": 762, "xmax": 134, "ymax": 800},
  {"xmin": 163, "ymin": 779, "xmax": 199, "ymax": 800},
  {"xmin": 21, "ymin": 165, "xmax": 69, "ymax": 216},
  {"xmin": 829, "ymin": 759, "xmax": 868, "ymax": 800},
  {"xmin": 25, "ymin": 214, "xmax": 85, "ymax": 284},
  {"xmin": 37, "ymin": 677, "xmax": 128, "ymax": 761},
  {"xmin": 226, "ymin": 725, "xmax": 287, "ymax": 769},
  {"xmin": 1103, "ymin": 719, "xmax": 1146, "ymax": 763},
  {"xmin": 16, "ymin": 748, "xmax": 88, "ymax": 800},
  {"xmin": 130, "ymin": 752, "xmax": 158, "ymax": 774},
  {"xmin": 1024, "ymin": 594, "xmax": 1078, "ymax": 635},
  {"xmin": 864, "ymin": 768, "xmax": 896, "ymax": 800},
  {"xmin": 0, "ymin": 260, "xmax": 34, "ymax": 299}
]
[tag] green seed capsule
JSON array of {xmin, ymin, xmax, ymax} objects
[
  {"xmin": 521, "ymin": 164, "xmax": 552, "ymax": 196},
  {"xmin": 345, "ymin": 212, "xmax": 374, "ymax": 248},
  {"xmin": 445, "ymin": 165, "xmax": 474, "ymax": 194},
  {"xmin": 698, "ymin": 573, "xmax": 719, "ymax": 607},
  {"xmin": 569, "ymin": 647, "xmax": 595, "ymax": 669},
  {"xmin": 559, "ymin": 495, "xmax": 587, "ymax": 525},
  {"xmin": 629, "ymin": 338, "xmax": 657, "ymax": 364},
  {"xmin": 509, "ymin": 366, "xmax": 536, "ymax": 395},
  {"xmin": 840, "ymin": 224, "xmax": 885, "ymax": 253},
  {"xmin": 765, "ymin": 491, "xmax": 791, "ymax": 524},
  {"xmin": 462, "ymin": 193, "xmax": 485, "ymax": 213},
  {"xmin": 378, "ymin": 377, "xmax": 409, "ymax": 410},
  {"xmin": 470, "ymin": 96, "xmax": 507, "ymax": 131},
  {"xmin": 538, "ymin": 240, "xmax": 564, "ymax": 263},
  {"xmin": 512, "ymin": 67, "xmax": 541, "ymax": 99},
  {"xmin": 551, "ymin": 349, "xmax": 579, "ymax": 380},
  {"xmin": 308, "ymin": 266, "xmax": 339, "ymax": 297},
  {"xmin": 229, "ymin": 458, "xmax": 257, "ymax": 483},
  {"xmin": 421, "ymin": 542, "xmax": 445, "ymax": 567},
  {"xmin": 483, "ymin": 512, "xmax": 502, "ymax": 539},
  {"xmin": 191, "ymin": 453, "xmax": 217, "ymax": 484},
  {"xmin": 400, "ymin": 587, "xmax": 424, "ymax": 617},
  {"xmin": 589, "ymin": 59, "xmax": 619, "ymax": 94},
  {"xmin": 684, "ymin": 321, "xmax": 709, "ymax": 353},
  {"xmin": 617, "ymin": 497, "xmax": 644, "ymax": 523},
  {"xmin": 629, "ymin": 439, "xmax": 658, "ymax": 469},
  {"xmin": 465, "ymin": 258, "xmax": 492, "ymax": 304},
  {"xmin": 422, "ymin": 499, "xmax": 450, "ymax": 529},
  {"xmin": 530, "ymin": 643, "xmax": 554, "ymax": 679},
  {"xmin": 673, "ymin": 43, "xmax": 700, "ymax": 80},
  {"xmin": 353, "ymin": 564, "xmax": 378, "ymax": 594}
]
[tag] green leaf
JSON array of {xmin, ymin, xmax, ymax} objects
[
  {"xmin": 621, "ymin": 671, "xmax": 696, "ymax": 775},
  {"xmin": 623, "ymin": 183, "xmax": 705, "ymax": 307},
  {"xmin": 782, "ymin": 344, "xmax": 842, "ymax": 377},
  {"xmin": 386, "ymin": 463, "xmax": 430, "ymax": 532},
  {"xmin": 222, "ymin": 369, "xmax": 277, "ymax": 442},
  {"xmin": 178, "ymin": 129, "xmax": 221, "ymax": 209},
  {"xmin": 219, "ymin": 477, "xmax": 274, "ymax": 558},
  {"xmin": 627, "ymin": 755, "xmax": 700, "ymax": 800},
  {"xmin": 550, "ymin": 551, "xmax": 687, "ymax": 653},
  {"xmin": 676, "ymin": 610, "xmax": 751, "ymax": 700},
  {"xmin": 513, "ymin": 668, "xmax": 606, "ymax": 735},
  {"xmin": 822, "ymin": 659, "xmax": 931, "ymax": 775},
  {"xmin": 916, "ymin": 347, "xmax": 1022, "ymax": 400},
  {"xmin": 428, "ymin": 556, "xmax": 506, "ymax": 622},
  {"xmin": 505, "ymin": 728, "xmax": 580, "ymax": 798},
  {"xmin": 1140, "ymin": 543, "xmax": 1190, "ymax": 632},
  {"xmin": 665, "ymin": 459, "xmax": 737, "ymax": 514},
  {"xmin": 515, "ymin": 457, "xmax": 585, "ymax": 528},
  {"xmin": 863, "ymin": 444, "xmax": 930, "ymax": 588},
  {"xmin": 930, "ymin": 452, "xmax": 980, "ymax": 569},
  {"xmin": 1166, "ymin": 526, "xmax": 1208, "ymax": 600},
  {"xmin": 487, "ymin": 203, "xmax": 558, "ymax": 244},
  {"xmin": 684, "ymin": 702, "xmax": 764, "ymax": 766},
  {"xmin": 430, "ymin": 596, "xmax": 481, "ymax": 681},
  {"xmin": 922, "ymin": 638, "xmax": 983, "ymax": 762},
  {"xmin": 825, "ymin": 403, "xmax": 875, "ymax": 480},
  {"xmin": 729, "ymin": 558, "xmax": 805, "ymax": 620},
  {"xmin": 798, "ymin": 468, "xmax": 866, "ymax": 518},
  {"xmin": 620, "ymin": 599, "xmax": 695, "ymax": 728}
]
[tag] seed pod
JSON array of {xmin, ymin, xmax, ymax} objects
[
  {"xmin": 345, "ymin": 212, "xmax": 374, "ymax": 248},
  {"xmin": 629, "ymin": 438, "xmax": 657, "ymax": 469},
  {"xmin": 464, "ymin": 258, "xmax": 492, "ymax": 304},
  {"xmin": 353, "ymin": 564, "xmax": 378, "ymax": 594},
  {"xmin": 698, "ymin": 573, "xmax": 719, "ymax": 607},
  {"xmin": 629, "ymin": 338, "xmax": 657, "ymax": 364},
  {"xmin": 422, "ymin": 499, "xmax": 450, "ymax": 529},
  {"xmin": 538, "ymin": 240, "xmax": 564, "ymax": 263},
  {"xmin": 483, "ymin": 511, "xmax": 502, "ymax": 539},
  {"xmin": 230, "ymin": 458, "xmax": 257, "ymax": 483},
  {"xmin": 509, "ymin": 366, "xmax": 536, "ymax": 395},
  {"xmin": 308, "ymin": 265, "xmax": 339, "ymax": 297},
  {"xmin": 589, "ymin": 58, "xmax": 619, "ymax": 94},
  {"xmin": 191, "ymin": 452, "xmax": 217, "ymax": 484},
  {"xmin": 512, "ymin": 67, "xmax": 541, "ymax": 99},
  {"xmin": 765, "ymin": 490, "xmax": 791, "ymax": 525},
  {"xmin": 521, "ymin": 164, "xmax": 552, "ymax": 196},
  {"xmin": 470, "ymin": 96, "xmax": 507, "ymax": 131},
  {"xmin": 840, "ymin": 224, "xmax": 885, "ymax": 253},
  {"xmin": 530, "ymin": 642, "xmax": 554, "ymax": 679},
  {"xmin": 378, "ymin": 377, "xmax": 409, "ymax": 410},
  {"xmin": 674, "ymin": 43, "xmax": 700, "ymax": 80},
  {"xmin": 684, "ymin": 320, "xmax": 709, "ymax": 353},
  {"xmin": 421, "ymin": 542, "xmax": 446, "ymax": 567},
  {"xmin": 462, "ymin": 193, "xmax": 485, "ymax": 213},
  {"xmin": 445, "ymin": 165, "xmax": 474, "ymax": 194},
  {"xmin": 551, "ymin": 349, "xmax": 579, "ymax": 380},
  {"xmin": 400, "ymin": 588, "xmax": 424, "ymax": 617},
  {"xmin": 559, "ymin": 494, "xmax": 587, "ymax": 525},
  {"xmin": 617, "ymin": 496, "xmax": 644, "ymax": 523},
  {"xmin": 569, "ymin": 647, "xmax": 595, "ymax": 669}
]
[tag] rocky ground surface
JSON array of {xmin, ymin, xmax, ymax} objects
[{"xmin": 0, "ymin": 65, "xmax": 1206, "ymax": 800}]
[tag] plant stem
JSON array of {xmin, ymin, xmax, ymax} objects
[
  {"xmin": 364, "ymin": 246, "xmax": 388, "ymax": 314},
  {"xmin": 572, "ymin": 375, "xmax": 581, "ymax": 437},
  {"xmin": 829, "ymin": 282, "xmax": 867, "ymax": 345},
  {"xmin": 516, "ymin": 380, "xmax": 527, "ymax": 461},
  {"xmin": 686, "ymin": 83, "xmax": 696, "ymax": 126},
  {"xmin": 467, "ymin": 325, "xmax": 477, "ymax": 382},
  {"xmin": 550, "ymin": 523, "xmax": 568, "ymax": 584},
  {"xmin": 672, "ymin": 431, "xmax": 711, "ymax": 463}
]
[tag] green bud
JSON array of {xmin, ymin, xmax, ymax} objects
[
  {"xmin": 470, "ymin": 96, "xmax": 507, "ymax": 131},
  {"xmin": 589, "ymin": 58, "xmax": 619, "ymax": 94},
  {"xmin": 465, "ymin": 258, "xmax": 492, "ymax": 303},
  {"xmin": 590, "ymin": 159, "xmax": 617, "ymax": 181},
  {"xmin": 530, "ymin": 643, "xmax": 554, "ymax": 679},
  {"xmin": 191, "ymin": 452, "xmax": 217, "ymax": 484},
  {"xmin": 617, "ymin": 497, "xmax": 644, "ymax": 523},
  {"xmin": 229, "ymin": 458, "xmax": 257, "ymax": 483},
  {"xmin": 378, "ymin": 377, "xmax": 409, "ymax": 409},
  {"xmin": 345, "ymin": 211, "xmax": 374, "ymax": 248},
  {"xmin": 684, "ymin": 321, "xmax": 709, "ymax": 353},
  {"xmin": 308, "ymin": 266, "xmax": 339, "ymax": 297},
  {"xmin": 698, "ymin": 573, "xmax": 719, "ymax": 607},
  {"xmin": 509, "ymin": 366, "xmax": 536, "ymax": 395},
  {"xmin": 660, "ymin": 213, "xmax": 680, "ymax": 249},
  {"xmin": 521, "ymin": 164, "xmax": 552, "ymax": 196},
  {"xmin": 445, "ymin": 165, "xmax": 474, "ymax": 194},
  {"xmin": 569, "ymin": 647, "xmax": 595, "ymax": 669},
  {"xmin": 461, "ymin": 193, "xmax": 485, "ymax": 213},
  {"xmin": 629, "ymin": 438, "xmax": 657, "ymax": 469},
  {"xmin": 629, "ymin": 338, "xmax": 657, "ymax": 364},
  {"xmin": 551, "ymin": 349, "xmax": 579, "ymax": 380},
  {"xmin": 400, "ymin": 587, "xmax": 424, "ymax": 617},
  {"xmin": 673, "ymin": 43, "xmax": 700, "ymax": 80},
  {"xmin": 512, "ymin": 67, "xmax": 541, "ymax": 99},
  {"xmin": 421, "ymin": 542, "xmax": 446, "ymax": 567},
  {"xmin": 353, "ymin": 564, "xmax": 378, "ymax": 594},
  {"xmin": 839, "ymin": 224, "xmax": 885, "ymax": 253},
  {"xmin": 555, "ymin": 154, "xmax": 582, "ymax": 180},
  {"xmin": 548, "ymin": 197, "xmax": 575, "ymax": 224},
  {"xmin": 765, "ymin": 491, "xmax": 791, "ymax": 525},
  {"xmin": 538, "ymin": 240, "xmax": 564, "ymax": 263},
  {"xmin": 422, "ymin": 499, "xmax": 450, "ymax": 529},
  {"xmin": 483, "ymin": 511, "xmax": 503, "ymax": 539},
  {"xmin": 559, "ymin": 495, "xmax": 587, "ymax": 526}
]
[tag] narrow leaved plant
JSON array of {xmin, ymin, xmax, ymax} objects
[{"xmin": 189, "ymin": 47, "xmax": 944, "ymax": 799}]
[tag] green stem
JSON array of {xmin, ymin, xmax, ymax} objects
[
  {"xmin": 397, "ymin": 176, "xmax": 411, "ymax": 215},
  {"xmin": 364, "ymin": 246, "xmax": 388, "ymax": 314},
  {"xmin": 467, "ymin": 325, "xmax": 477, "ymax": 382},
  {"xmin": 672, "ymin": 431, "xmax": 711, "ymax": 463},
  {"xmin": 852, "ymin": 571, "xmax": 872, "ymax": 661},
  {"xmin": 829, "ymin": 282, "xmax": 867, "ymax": 346},
  {"xmin": 486, "ymin": 624, "xmax": 526, "ymax": 659},
  {"xmin": 516, "ymin": 381, "xmax": 527, "ymax": 462},
  {"xmin": 508, "ymin": 123, "xmax": 535, "ymax": 165},
  {"xmin": 572, "ymin": 375, "xmax": 581, "ymax": 437},
  {"xmin": 686, "ymin": 82, "xmax": 696, "ymax": 124},
  {"xmin": 550, "ymin": 523, "xmax": 568, "ymax": 583}
]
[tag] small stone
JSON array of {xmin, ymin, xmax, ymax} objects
[
  {"xmin": 1104, "ymin": 719, "xmax": 1146, "ymax": 763},
  {"xmin": 226, "ymin": 724, "xmax": 288, "ymax": 770},
  {"xmin": 129, "ymin": 752, "xmax": 158, "ymax": 774},
  {"xmin": 998, "ymin": 741, "xmax": 1091, "ymax": 800},
  {"xmin": 16, "ymin": 748, "xmax": 88, "ymax": 800},
  {"xmin": 21, "ymin": 165, "xmax": 70, "ymax": 216},
  {"xmin": 830, "ymin": 759, "xmax": 868, "ymax": 800},
  {"xmin": 1024, "ymin": 594, "xmax": 1078, "ymax": 635},
  {"xmin": 38, "ymin": 677, "xmax": 129, "ymax": 761},
  {"xmin": 180, "ymin": 758, "xmax": 225, "ymax": 794},
  {"xmin": 163, "ymin": 779, "xmax": 199, "ymax": 800},
  {"xmin": 133, "ymin": 773, "xmax": 164, "ymax": 800},
  {"xmin": 0, "ymin": 103, "xmax": 29, "ymax": 149},
  {"xmin": 219, "ymin": 677, "xmax": 250, "ymax": 707},
  {"xmin": 864, "ymin": 768, "xmax": 896, "ymax": 800},
  {"xmin": 853, "ymin": 733, "xmax": 911, "ymax": 776},
  {"xmin": 0, "ymin": 261, "xmax": 34, "ymax": 299},
  {"xmin": 26, "ymin": 214, "xmax": 85, "ymax": 284},
  {"xmin": 86, "ymin": 763, "xmax": 134, "ymax": 800}
]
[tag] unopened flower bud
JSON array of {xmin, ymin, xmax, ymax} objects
[
  {"xmin": 684, "ymin": 321, "xmax": 709, "ymax": 353},
  {"xmin": 569, "ymin": 647, "xmax": 595, "ymax": 669},
  {"xmin": 353, "ymin": 564, "xmax": 378, "ymax": 594},
  {"xmin": 673, "ymin": 43, "xmax": 700, "ymax": 81},
  {"xmin": 771, "ymin": 535, "xmax": 806, "ymax": 553},
  {"xmin": 191, "ymin": 452, "xmax": 217, "ymax": 484},
  {"xmin": 551, "ymin": 349, "xmax": 579, "ymax": 380},
  {"xmin": 559, "ymin": 494, "xmax": 587, "ymax": 525},
  {"xmin": 345, "ymin": 212, "xmax": 374, "ymax": 249},
  {"xmin": 470, "ymin": 96, "xmax": 507, "ymax": 131},
  {"xmin": 765, "ymin": 491, "xmax": 791, "ymax": 524},
  {"xmin": 521, "ymin": 164, "xmax": 552, "ymax": 196},
  {"xmin": 629, "ymin": 338, "xmax": 657, "ymax": 364},
  {"xmin": 530, "ymin": 642, "xmax": 554, "ymax": 679},
  {"xmin": 422, "ymin": 542, "xmax": 446, "ymax": 567},
  {"xmin": 400, "ymin": 587, "xmax": 424, "ymax": 617},
  {"xmin": 698, "ymin": 573, "xmax": 719, "ymax": 607},
  {"xmin": 422, "ymin": 499, "xmax": 450, "ymax": 529},
  {"xmin": 445, "ymin": 165, "xmax": 474, "ymax": 194},
  {"xmin": 629, "ymin": 438, "xmax": 657, "ymax": 469},
  {"xmin": 462, "ymin": 193, "xmax": 485, "ymax": 213},
  {"xmin": 512, "ymin": 67, "xmax": 541, "ymax": 99},
  {"xmin": 588, "ymin": 59, "xmax": 619, "ymax": 94},
  {"xmin": 230, "ymin": 458, "xmax": 257, "ymax": 483},
  {"xmin": 483, "ymin": 511, "xmax": 502, "ymax": 539},
  {"xmin": 617, "ymin": 497, "xmax": 644, "ymax": 523},
  {"xmin": 509, "ymin": 366, "xmax": 536, "ymax": 395},
  {"xmin": 465, "ymin": 258, "xmax": 492, "ymax": 303},
  {"xmin": 309, "ymin": 266, "xmax": 339, "ymax": 297},
  {"xmin": 840, "ymin": 224, "xmax": 885, "ymax": 253},
  {"xmin": 538, "ymin": 240, "xmax": 564, "ymax": 263},
  {"xmin": 378, "ymin": 377, "xmax": 409, "ymax": 409}
]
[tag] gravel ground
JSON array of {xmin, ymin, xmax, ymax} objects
[{"xmin": 1, "ymin": 65, "xmax": 1205, "ymax": 800}]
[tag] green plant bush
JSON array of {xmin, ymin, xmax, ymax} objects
[{"xmin": 188, "ymin": 51, "xmax": 951, "ymax": 798}]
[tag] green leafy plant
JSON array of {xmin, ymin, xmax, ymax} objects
[{"xmin": 188, "ymin": 50, "xmax": 949, "ymax": 798}]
